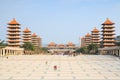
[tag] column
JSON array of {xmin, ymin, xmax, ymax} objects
[
  {"xmin": 2, "ymin": 49, "xmax": 5, "ymax": 56},
  {"xmin": 0, "ymin": 49, "xmax": 2, "ymax": 56},
  {"xmin": 117, "ymin": 50, "xmax": 119, "ymax": 56},
  {"xmin": 118, "ymin": 49, "xmax": 120, "ymax": 57}
]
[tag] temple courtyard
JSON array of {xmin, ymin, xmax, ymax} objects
[{"xmin": 0, "ymin": 55, "xmax": 120, "ymax": 80}]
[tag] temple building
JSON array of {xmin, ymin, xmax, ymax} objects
[
  {"xmin": 101, "ymin": 18, "xmax": 115, "ymax": 47},
  {"xmin": 47, "ymin": 42, "xmax": 76, "ymax": 54},
  {"xmin": 7, "ymin": 18, "xmax": 21, "ymax": 47},
  {"xmin": 23, "ymin": 27, "xmax": 32, "ymax": 43},
  {"xmin": 0, "ymin": 18, "xmax": 24, "ymax": 56},
  {"xmin": 31, "ymin": 33, "xmax": 42, "ymax": 47},
  {"xmin": 91, "ymin": 27, "xmax": 100, "ymax": 46},
  {"xmin": 85, "ymin": 33, "xmax": 91, "ymax": 46}
]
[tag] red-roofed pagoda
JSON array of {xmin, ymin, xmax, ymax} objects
[
  {"xmin": 7, "ymin": 18, "xmax": 21, "ymax": 47},
  {"xmin": 101, "ymin": 18, "xmax": 115, "ymax": 47},
  {"xmin": 91, "ymin": 27, "xmax": 100, "ymax": 46},
  {"xmin": 23, "ymin": 27, "xmax": 32, "ymax": 43}
]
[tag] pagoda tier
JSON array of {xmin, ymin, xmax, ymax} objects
[
  {"xmin": 85, "ymin": 33, "xmax": 91, "ymax": 46},
  {"xmin": 91, "ymin": 27, "xmax": 100, "ymax": 46},
  {"xmin": 31, "ymin": 33, "xmax": 41, "ymax": 47},
  {"xmin": 81, "ymin": 37, "xmax": 85, "ymax": 47},
  {"xmin": 22, "ymin": 27, "xmax": 32, "ymax": 43},
  {"xmin": 7, "ymin": 18, "xmax": 21, "ymax": 47},
  {"xmin": 37, "ymin": 37, "xmax": 42, "ymax": 47},
  {"xmin": 101, "ymin": 18, "xmax": 115, "ymax": 47}
]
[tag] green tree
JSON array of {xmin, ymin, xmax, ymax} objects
[
  {"xmin": 87, "ymin": 43, "xmax": 98, "ymax": 54},
  {"xmin": 75, "ymin": 46, "xmax": 88, "ymax": 54},
  {"xmin": 116, "ymin": 42, "xmax": 120, "ymax": 46},
  {"xmin": 41, "ymin": 47, "xmax": 48, "ymax": 53},
  {"xmin": 75, "ymin": 48, "xmax": 81, "ymax": 54},
  {"xmin": 21, "ymin": 42, "xmax": 35, "ymax": 51},
  {"xmin": 34, "ymin": 47, "xmax": 48, "ymax": 54},
  {"xmin": 0, "ymin": 40, "xmax": 7, "ymax": 48}
]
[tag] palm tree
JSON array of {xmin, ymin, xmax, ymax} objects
[{"xmin": 0, "ymin": 40, "xmax": 7, "ymax": 48}]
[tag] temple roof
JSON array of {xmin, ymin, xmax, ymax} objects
[
  {"xmin": 48, "ymin": 42, "xmax": 56, "ymax": 46},
  {"xmin": 92, "ymin": 27, "xmax": 99, "ymax": 32},
  {"xmin": 58, "ymin": 44, "xmax": 64, "ymax": 46},
  {"xmin": 8, "ymin": 18, "xmax": 20, "ymax": 25},
  {"xmin": 23, "ymin": 27, "xmax": 31, "ymax": 32},
  {"xmin": 67, "ymin": 42, "xmax": 75, "ymax": 46},
  {"xmin": 85, "ymin": 33, "xmax": 91, "ymax": 37},
  {"xmin": 102, "ymin": 18, "xmax": 114, "ymax": 25}
]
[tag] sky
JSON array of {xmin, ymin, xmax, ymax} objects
[{"xmin": 0, "ymin": 0, "xmax": 120, "ymax": 46}]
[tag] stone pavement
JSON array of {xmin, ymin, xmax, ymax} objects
[{"xmin": 0, "ymin": 55, "xmax": 120, "ymax": 80}]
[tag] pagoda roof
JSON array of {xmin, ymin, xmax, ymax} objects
[
  {"xmin": 102, "ymin": 18, "xmax": 114, "ymax": 25},
  {"xmin": 8, "ymin": 18, "xmax": 20, "ymax": 25},
  {"xmin": 32, "ymin": 33, "xmax": 37, "ymax": 37},
  {"xmin": 23, "ymin": 27, "xmax": 31, "ymax": 32},
  {"xmin": 92, "ymin": 27, "xmax": 99, "ymax": 32},
  {"xmin": 85, "ymin": 33, "xmax": 91, "ymax": 37}
]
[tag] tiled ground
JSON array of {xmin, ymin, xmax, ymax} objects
[{"xmin": 0, "ymin": 55, "xmax": 120, "ymax": 80}]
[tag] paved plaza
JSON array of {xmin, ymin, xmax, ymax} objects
[{"xmin": 0, "ymin": 55, "xmax": 120, "ymax": 80}]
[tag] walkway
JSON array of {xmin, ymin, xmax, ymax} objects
[{"xmin": 0, "ymin": 55, "xmax": 120, "ymax": 80}]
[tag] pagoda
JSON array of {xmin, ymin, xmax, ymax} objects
[
  {"xmin": 37, "ymin": 36, "xmax": 42, "ymax": 47},
  {"xmin": 85, "ymin": 33, "xmax": 91, "ymax": 46},
  {"xmin": 101, "ymin": 18, "xmax": 115, "ymax": 47},
  {"xmin": 91, "ymin": 27, "xmax": 100, "ymax": 46},
  {"xmin": 7, "ymin": 18, "xmax": 21, "ymax": 47},
  {"xmin": 23, "ymin": 27, "xmax": 31, "ymax": 43},
  {"xmin": 31, "ymin": 33, "xmax": 41, "ymax": 47}
]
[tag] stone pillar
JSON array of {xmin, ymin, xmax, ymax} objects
[
  {"xmin": 12, "ymin": 50, "xmax": 14, "ymax": 55},
  {"xmin": 2, "ymin": 49, "xmax": 5, "ymax": 56},
  {"xmin": 113, "ymin": 50, "xmax": 115, "ymax": 55},
  {"xmin": 117, "ymin": 50, "xmax": 119, "ymax": 56},
  {"xmin": 111, "ymin": 50, "xmax": 113, "ymax": 55},
  {"xmin": 14, "ymin": 50, "xmax": 16, "ymax": 55},
  {"xmin": 118, "ymin": 50, "xmax": 120, "ymax": 57},
  {"xmin": 6, "ymin": 49, "xmax": 9, "ymax": 55},
  {"xmin": 1, "ymin": 49, "xmax": 3, "ymax": 56},
  {"xmin": 0, "ymin": 49, "xmax": 2, "ymax": 56}
]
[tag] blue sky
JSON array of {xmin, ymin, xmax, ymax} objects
[{"xmin": 0, "ymin": 0, "xmax": 120, "ymax": 46}]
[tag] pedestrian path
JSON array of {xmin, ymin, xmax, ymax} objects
[{"xmin": 0, "ymin": 55, "xmax": 120, "ymax": 80}]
